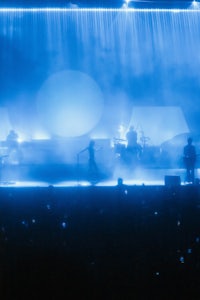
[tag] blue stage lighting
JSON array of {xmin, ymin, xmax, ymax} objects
[{"xmin": 36, "ymin": 70, "xmax": 104, "ymax": 138}]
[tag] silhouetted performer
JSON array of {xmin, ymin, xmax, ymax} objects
[
  {"xmin": 126, "ymin": 126, "xmax": 141, "ymax": 164},
  {"xmin": 126, "ymin": 126, "xmax": 137, "ymax": 150},
  {"xmin": 183, "ymin": 137, "xmax": 196, "ymax": 184},
  {"xmin": 79, "ymin": 140, "xmax": 99, "ymax": 183},
  {"xmin": 5, "ymin": 129, "xmax": 23, "ymax": 164},
  {"xmin": 6, "ymin": 130, "xmax": 19, "ymax": 152}
]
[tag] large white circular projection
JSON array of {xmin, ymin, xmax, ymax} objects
[{"xmin": 36, "ymin": 70, "xmax": 104, "ymax": 137}]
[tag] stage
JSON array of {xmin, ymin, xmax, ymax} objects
[{"xmin": 0, "ymin": 164, "xmax": 198, "ymax": 187}]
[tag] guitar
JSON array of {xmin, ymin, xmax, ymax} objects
[
  {"xmin": 0, "ymin": 155, "xmax": 9, "ymax": 162},
  {"xmin": 183, "ymin": 154, "xmax": 199, "ymax": 166}
]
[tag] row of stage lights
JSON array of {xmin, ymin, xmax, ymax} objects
[
  {"xmin": 122, "ymin": 0, "xmax": 200, "ymax": 9},
  {"xmin": 0, "ymin": 0, "xmax": 199, "ymax": 10},
  {"xmin": 0, "ymin": 6, "xmax": 199, "ymax": 12}
]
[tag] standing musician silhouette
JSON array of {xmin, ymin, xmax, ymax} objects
[
  {"xmin": 79, "ymin": 139, "xmax": 100, "ymax": 184},
  {"xmin": 183, "ymin": 137, "xmax": 197, "ymax": 184}
]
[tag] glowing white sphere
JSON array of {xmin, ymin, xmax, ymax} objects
[{"xmin": 36, "ymin": 70, "xmax": 104, "ymax": 137}]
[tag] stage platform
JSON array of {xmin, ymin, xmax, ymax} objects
[{"xmin": 0, "ymin": 164, "xmax": 199, "ymax": 187}]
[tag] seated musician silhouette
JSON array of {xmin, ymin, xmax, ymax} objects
[
  {"xmin": 126, "ymin": 126, "xmax": 141, "ymax": 164},
  {"xmin": 126, "ymin": 126, "xmax": 137, "ymax": 150},
  {"xmin": 6, "ymin": 130, "xmax": 21, "ymax": 164},
  {"xmin": 6, "ymin": 130, "xmax": 18, "ymax": 148},
  {"xmin": 183, "ymin": 137, "xmax": 196, "ymax": 184}
]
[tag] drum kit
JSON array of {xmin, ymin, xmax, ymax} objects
[
  {"xmin": 113, "ymin": 138, "xmax": 126, "ymax": 155},
  {"xmin": 112, "ymin": 132, "xmax": 160, "ymax": 166}
]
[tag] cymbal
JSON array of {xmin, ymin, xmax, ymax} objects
[{"xmin": 113, "ymin": 138, "xmax": 126, "ymax": 142}]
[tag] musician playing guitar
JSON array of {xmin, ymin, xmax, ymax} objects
[{"xmin": 183, "ymin": 137, "xmax": 196, "ymax": 184}]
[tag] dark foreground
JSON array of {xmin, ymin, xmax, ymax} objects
[{"xmin": 0, "ymin": 185, "xmax": 200, "ymax": 299}]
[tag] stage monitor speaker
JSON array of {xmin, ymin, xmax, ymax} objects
[{"xmin": 164, "ymin": 175, "xmax": 181, "ymax": 187}]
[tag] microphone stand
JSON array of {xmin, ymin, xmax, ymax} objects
[{"xmin": 76, "ymin": 152, "xmax": 80, "ymax": 186}]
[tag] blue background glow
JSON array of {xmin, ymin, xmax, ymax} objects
[{"xmin": 0, "ymin": 9, "xmax": 199, "ymax": 144}]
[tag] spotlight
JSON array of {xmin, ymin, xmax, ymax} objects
[
  {"xmin": 190, "ymin": 0, "xmax": 200, "ymax": 8},
  {"xmin": 66, "ymin": 2, "xmax": 79, "ymax": 8},
  {"xmin": 122, "ymin": 0, "xmax": 130, "ymax": 8}
]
